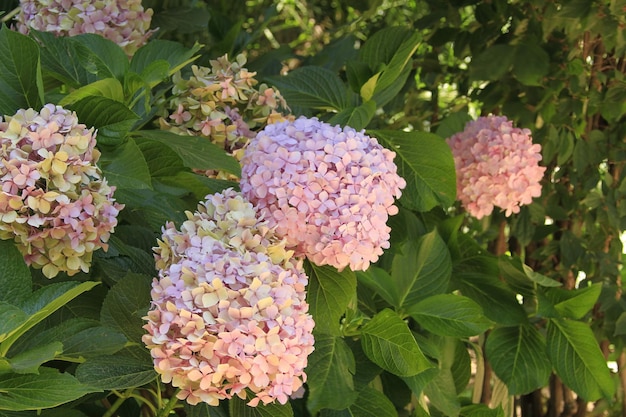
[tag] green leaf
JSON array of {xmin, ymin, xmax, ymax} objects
[
  {"xmin": 130, "ymin": 40, "xmax": 201, "ymax": 77},
  {"xmin": 424, "ymin": 367, "xmax": 461, "ymax": 417},
  {"xmin": 133, "ymin": 130, "xmax": 241, "ymax": 176},
  {"xmin": 372, "ymin": 130, "xmax": 456, "ymax": 211},
  {"xmin": 5, "ymin": 342, "xmax": 62, "ymax": 374},
  {"xmin": 469, "ymin": 44, "xmax": 515, "ymax": 81},
  {"xmin": 66, "ymin": 96, "xmax": 138, "ymax": 145},
  {"xmin": 0, "ymin": 305, "xmax": 27, "ymax": 344},
  {"xmin": 485, "ymin": 325, "xmax": 551, "ymax": 395},
  {"xmin": 100, "ymin": 273, "xmax": 151, "ymax": 344},
  {"xmin": 229, "ymin": 395, "xmax": 293, "ymax": 417},
  {"xmin": 267, "ymin": 66, "xmax": 350, "ymax": 111},
  {"xmin": 306, "ymin": 334, "xmax": 358, "ymax": 413},
  {"xmin": 356, "ymin": 267, "xmax": 396, "ymax": 307},
  {"xmin": 100, "ymin": 138, "xmax": 152, "ymax": 190},
  {"xmin": 348, "ymin": 385, "xmax": 397, "ymax": 417},
  {"xmin": 33, "ymin": 30, "xmax": 97, "ymax": 87},
  {"xmin": 547, "ymin": 318, "xmax": 615, "ymax": 401},
  {"xmin": 0, "ymin": 241, "xmax": 31, "ymax": 305},
  {"xmin": 543, "ymin": 284, "xmax": 601, "ymax": 320},
  {"xmin": 435, "ymin": 112, "xmax": 473, "ymax": 140},
  {"xmin": 184, "ymin": 402, "xmax": 229, "ymax": 417},
  {"xmin": 61, "ymin": 327, "xmax": 127, "ymax": 359},
  {"xmin": 304, "ymin": 262, "xmax": 356, "ymax": 335},
  {"xmin": 0, "ymin": 282, "xmax": 99, "ymax": 357},
  {"xmin": 75, "ymin": 355, "xmax": 154, "ymax": 390},
  {"xmin": 461, "ymin": 404, "xmax": 505, "ymax": 417},
  {"xmin": 408, "ymin": 294, "xmax": 492, "ymax": 337},
  {"xmin": 402, "ymin": 367, "xmax": 439, "ymax": 397},
  {"xmin": 0, "ymin": 367, "xmax": 95, "ymax": 411},
  {"xmin": 391, "ymin": 231, "xmax": 452, "ymax": 309},
  {"xmin": 59, "ymin": 78, "xmax": 124, "ymax": 106},
  {"xmin": 513, "ymin": 44, "xmax": 550, "ymax": 86},
  {"xmin": 456, "ymin": 272, "xmax": 527, "ymax": 326},
  {"xmin": 0, "ymin": 26, "xmax": 43, "ymax": 114},
  {"xmin": 360, "ymin": 309, "xmax": 432, "ymax": 377},
  {"xmin": 70, "ymin": 34, "xmax": 128, "ymax": 80},
  {"xmin": 328, "ymin": 101, "xmax": 377, "ymax": 131}
]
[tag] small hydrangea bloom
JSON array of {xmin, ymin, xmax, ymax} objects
[
  {"xmin": 240, "ymin": 117, "xmax": 406, "ymax": 271},
  {"xmin": 15, "ymin": 0, "xmax": 154, "ymax": 56},
  {"xmin": 143, "ymin": 189, "xmax": 315, "ymax": 407},
  {"xmin": 0, "ymin": 104, "xmax": 123, "ymax": 278},
  {"xmin": 159, "ymin": 54, "xmax": 289, "ymax": 179},
  {"xmin": 446, "ymin": 115, "xmax": 546, "ymax": 219}
]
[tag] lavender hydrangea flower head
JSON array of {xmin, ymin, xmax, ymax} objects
[
  {"xmin": 446, "ymin": 115, "xmax": 546, "ymax": 219},
  {"xmin": 0, "ymin": 104, "xmax": 123, "ymax": 278},
  {"xmin": 15, "ymin": 0, "xmax": 154, "ymax": 56},
  {"xmin": 159, "ymin": 54, "xmax": 289, "ymax": 179},
  {"xmin": 240, "ymin": 117, "xmax": 406, "ymax": 271},
  {"xmin": 143, "ymin": 189, "xmax": 315, "ymax": 407}
]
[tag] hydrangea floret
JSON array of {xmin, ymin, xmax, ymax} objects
[
  {"xmin": 240, "ymin": 117, "xmax": 406, "ymax": 271},
  {"xmin": 143, "ymin": 189, "xmax": 315, "ymax": 407},
  {"xmin": 446, "ymin": 115, "xmax": 546, "ymax": 219},
  {"xmin": 15, "ymin": 0, "xmax": 154, "ymax": 56},
  {"xmin": 159, "ymin": 54, "xmax": 289, "ymax": 178},
  {"xmin": 0, "ymin": 104, "xmax": 123, "ymax": 278}
]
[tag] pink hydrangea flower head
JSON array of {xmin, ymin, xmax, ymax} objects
[
  {"xmin": 143, "ymin": 189, "xmax": 315, "ymax": 407},
  {"xmin": 0, "ymin": 104, "xmax": 123, "ymax": 278},
  {"xmin": 240, "ymin": 117, "xmax": 406, "ymax": 271},
  {"xmin": 159, "ymin": 54, "xmax": 290, "ymax": 179},
  {"xmin": 15, "ymin": 0, "xmax": 154, "ymax": 56},
  {"xmin": 446, "ymin": 115, "xmax": 546, "ymax": 219}
]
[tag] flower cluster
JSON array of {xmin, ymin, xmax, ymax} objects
[
  {"xmin": 240, "ymin": 117, "xmax": 406, "ymax": 271},
  {"xmin": 159, "ymin": 54, "xmax": 289, "ymax": 178},
  {"xmin": 143, "ymin": 189, "xmax": 314, "ymax": 407},
  {"xmin": 446, "ymin": 115, "xmax": 546, "ymax": 219},
  {"xmin": 0, "ymin": 104, "xmax": 123, "ymax": 278},
  {"xmin": 15, "ymin": 0, "xmax": 154, "ymax": 56}
]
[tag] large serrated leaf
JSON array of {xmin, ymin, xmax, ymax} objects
[
  {"xmin": 485, "ymin": 325, "xmax": 551, "ymax": 395},
  {"xmin": 328, "ymin": 101, "xmax": 376, "ymax": 131},
  {"xmin": 0, "ymin": 241, "xmax": 31, "ymax": 306},
  {"xmin": 75, "ymin": 355, "xmax": 154, "ymax": 390},
  {"xmin": 130, "ymin": 40, "xmax": 201, "ymax": 77},
  {"xmin": 408, "ymin": 294, "xmax": 492, "ymax": 337},
  {"xmin": 547, "ymin": 318, "xmax": 615, "ymax": 401},
  {"xmin": 70, "ymin": 34, "xmax": 128, "ymax": 80},
  {"xmin": 372, "ymin": 130, "xmax": 456, "ymax": 211},
  {"xmin": 59, "ymin": 78, "xmax": 124, "ymax": 106},
  {"xmin": 360, "ymin": 309, "xmax": 432, "ymax": 377},
  {"xmin": 469, "ymin": 44, "xmax": 515, "ymax": 82},
  {"xmin": 543, "ymin": 283, "xmax": 601, "ymax": 320},
  {"xmin": 391, "ymin": 231, "xmax": 452, "ymax": 309},
  {"xmin": 0, "ymin": 367, "xmax": 95, "ymax": 411},
  {"xmin": 100, "ymin": 273, "xmax": 152, "ymax": 344},
  {"xmin": 100, "ymin": 138, "xmax": 152, "ymax": 190},
  {"xmin": 228, "ymin": 394, "xmax": 293, "ymax": 417},
  {"xmin": 267, "ymin": 66, "xmax": 350, "ymax": 111},
  {"xmin": 0, "ymin": 25, "xmax": 43, "ymax": 115},
  {"xmin": 133, "ymin": 130, "xmax": 241, "ymax": 176},
  {"xmin": 304, "ymin": 262, "xmax": 356, "ymax": 335},
  {"xmin": 306, "ymin": 334, "xmax": 358, "ymax": 414},
  {"xmin": 348, "ymin": 385, "xmax": 397, "ymax": 417},
  {"xmin": 5, "ymin": 342, "xmax": 62, "ymax": 374}
]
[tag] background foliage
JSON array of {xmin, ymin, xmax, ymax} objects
[{"xmin": 1, "ymin": 0, "xmax": 626, "ymax": 416}]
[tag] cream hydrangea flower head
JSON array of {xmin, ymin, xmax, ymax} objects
[
  {"xmin": 446, "ymin": 115, "xmax": 546, "ymax": 219},
  {"xmin": 159, "ymin": 54, "xmax": 289, "ymax": 179},
  {"xmin": 240, "ymin": 117, "xmax": 406, "ymax": 272},
  {"xmin": 143, "ymin": 189, "xmax": 315, "ymax": 407},
  {"xmin": 0, "ymin": 104, "xmax": 123, "ymax": 278},
  {"xmin": 15, "ymin": 0, "xmax": 154, "ymax": 56}
]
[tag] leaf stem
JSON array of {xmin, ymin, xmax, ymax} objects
[{"xmin": 156, "ymin": 389, "xmax": 181, "ymax": 417}]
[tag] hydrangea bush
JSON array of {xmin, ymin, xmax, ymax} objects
[
  {"xmin": 0, "ymin": 2, "xmax": 623, "ymax": 417},
  {"xmin": 0, "ymin": 104, "xmax": 122, "ymax": 278}
]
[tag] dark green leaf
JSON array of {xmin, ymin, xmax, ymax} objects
[
  {"xmin": 59, "ymin": 78, "xmax": 124, "ymax": 106},
  {"xmin": 0, "ymin": 305, "xmax": 27, "ymax": 344},
  {"xmin": 461, "ymin": 404, "xmax": 505, "ymax": 417},
  {"xmin": 133, "ymin": 130, "xmax": 241, "ymax": 176},
  {"xmin": 424, "ymin": 367, "xmax": 461, "ymax": 417},
  {"xmin": 229, "ymin": 394, "xmax": 293, "ymax": 417},
  {"xmin": 62, "ymin": 327, "xmax": 127, "ymax": 359},
  {"xmin": 485, "ymin": 325, "xmax": 551, "ymax": 395},
  {"xmin": 328, "ymin": 101, "xmax": 377, "ymax": 131},
  {"xmin": 130, "ymin": 40, "xmax": 201, "ymax": 76},
  {"xmin": 0, "ymin": 26, "xmax": 43, "ymax": 114},
  {"xmin": 70, "ymin": 34, "xmax": 128, "ymax": 80},
  {"xmin": 100, "ymin": 138, "xmax": 152, "ymax": 190},
  {"xmin": 100, "ymin": 273, "xmax": 152, "ymax": 344},
  {"xmin": 348, "ymin": 385, "xmax": 396, "ymax": 417},
  {"xmin": 304, "ymin": 262, "xmax": 356, "ymax": 335},
  {"xmin": 5, "ymin": 342, "xmax": 62, "ymax": 374},
  {"xmin": 408, "ymin": 294, "xmax": 493, "ymax": 337},
  {"xmin": 356, "ymin": 267, "xmax": 396, "ymax": 308},
  {"xmin": 66, "ymin": 96, "xmax": 138, "ymax": 145},
  {"xmin": 360, "ymin": 309, "xmax": 432, "ymax": 377},
  {"xmin": 0, "ymin": 241, "xmax": 31, "ymax": 305},
  {"xmin": 543, "ymin": 284, "xmax": 601, "ymax": 320},
  {"xmin": 267, "ymin": 66, "xmax": 350, "ymax": 111},
  {"xmin": 435, "ymin": 112, "xmax": 473, "ymax": 140},
  {"xmin": 75, "ymin": 355, "xmax": 154, "ymax": 390},
  {"xmin": 0, "ymin": 367, "xmax": 95, "ymax": 411},
  {"xmin": 547, "ymin": 318, "xmax": 615, "ymax": 401},
  {"xmin": 372, "ymin": 130, "xmax": 456, "ymax": 211},
  {"xmin": 306, "ymin": 333, "xmax": 358, "ymax": 413},
  {"xmin": 513, "ymin": 44, "xmax": 550, "ymax": 86},
  {"xmin": 469, "ymin": 44, "xmax": 515, "ymax": 81}
]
